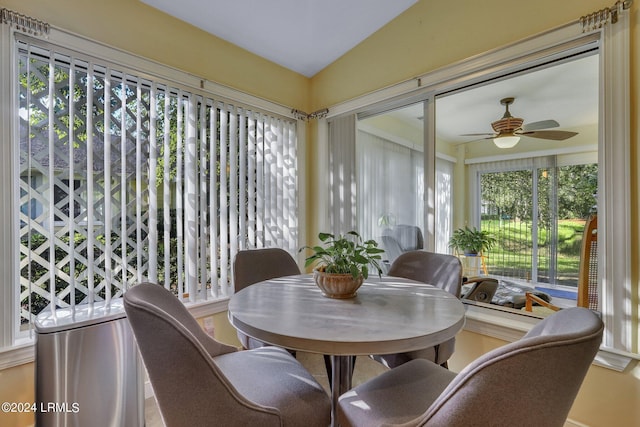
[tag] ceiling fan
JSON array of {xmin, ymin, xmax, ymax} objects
[{"xmin": 462, "ymin": 97, "xmax": 578, "ymax": 148}]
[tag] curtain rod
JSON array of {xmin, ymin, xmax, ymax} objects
[
  {"xmin": 580, "ymin": 0, "xmax": 633, "ymax": 32},
  {"xmin": 0, "ymin": 8, "xmax": 49, "ymax": 36}
]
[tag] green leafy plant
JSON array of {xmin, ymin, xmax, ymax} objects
[
  {"xmin": 448, "ymin": 226, "xmax": 497, "ymax": 255},
  {"xmin": 300, "ymin": 231, "xmax": 384, "ymax": 279}
]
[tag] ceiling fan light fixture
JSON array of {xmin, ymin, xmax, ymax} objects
[{"xmin": 493, "ymin": 135, "xmax": 520, "ymax": 148}]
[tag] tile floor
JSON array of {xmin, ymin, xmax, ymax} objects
[{"xmin": 144, "ymin": 352, "xmax": 388, "ymax": 426}]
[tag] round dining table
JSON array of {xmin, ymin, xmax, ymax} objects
[{"xmin": 228, "ymin": 274, "xmax": 465, "ymax": 426}]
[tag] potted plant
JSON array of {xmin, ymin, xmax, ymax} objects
[
  {"xmin": 300, "ymin": 231, "xmax": 384, "ymax": 298},
  {"xmin": 448, "ymin": 226, "xmax": 497, "ymax": 256}
]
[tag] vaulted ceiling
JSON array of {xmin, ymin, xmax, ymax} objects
[{"xmin": 141, "ymin": 0, "xmax": 418, "ymax": 77}]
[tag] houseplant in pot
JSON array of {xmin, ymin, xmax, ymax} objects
[
  {"xmin": 448, "ymin": 226, "xmax": 497, "ymax": 256},
  {"xmin": 300, "ymin": 231, "xmax": 384, "ymax": 299}
]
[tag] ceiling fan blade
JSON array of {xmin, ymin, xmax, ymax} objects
[
  {"xmin": 521, "ymin": 120, "xmax": 559, "ymax": 131},
  {"xmin": 520, "ymin": 130, "xmax": 578, "ymax": 141},
  {"xmin": 460, "ymin": 133, "xmax": 495, "ymax": 137}
]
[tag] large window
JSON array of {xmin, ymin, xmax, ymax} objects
[
  {"xmin": 324, "ymin": 10, "xmax": 632, "ymax": 361},
  {"xmin": 9, "ymin": 34, "xmax": 299, "ymax": 339},
  {"xmin": 436, "ymin": 51, "xmax": 599, "ymax": 304},
  {"xmin": 356, "ymin": 103, "xmax": 425, "ymax": 267}
]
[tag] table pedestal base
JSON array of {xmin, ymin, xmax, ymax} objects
[{"xmin": 330, "ymin": 355, "xmax": 353, "ymax": 427}]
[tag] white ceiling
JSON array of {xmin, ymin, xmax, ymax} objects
[
  {"xmin": 435, "ymin": 54, "xmax": 599, "ymax": 144},
  {"xmin": 141, "ymin": 0, "xmax": 418, "ymax": 77},
  {"xmin": 383, "ymin": 53, "xmax": 599, "ymax": 145}
]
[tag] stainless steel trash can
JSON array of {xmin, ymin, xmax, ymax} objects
[{"xmin": 34, "ymin": 298, "xmax": 144, "ymax": 427}]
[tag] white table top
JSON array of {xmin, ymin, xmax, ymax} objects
[{"xmin": 228, "ymin": 274, "xmax": 466, "ymax": 356}]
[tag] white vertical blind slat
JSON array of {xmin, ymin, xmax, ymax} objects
[
  {"xmin": 238, "ymin": 111, "xmax": 247, "ymax": 250},
  {"xmin": 135, "ymin": 81, "xmax": 143, "ymax": 284},
  {"xmin": 148, "ymin": 83, "xmax": 158, "ymax": 284},
  {"xmin": 103, "ymin": 70, "xmax": 113, "ymax": 304},
  {"xmin": 286, "ymin": 121, "xmax": 297, "ymax": 252},
  {"xmin": 47, "ymin": 52, "xmax": 56, "ymax": 313},
  {"xmin": 119, "ymin": 80, "xmax": 128, "ymax": 291},
  {"xmin": 271, "ymin": 117, "xmax": 280, "ymax": 246},
  {"xmin": 264, "ymin": 118, "xmax": 273, "ymax": 246},
  {"xmin": 176, "ymin": 94, "xmax": 185, "ymax": 298},
  {"xmin": 209, "ymin": 101, "xmax": 219, "ymax": 297},
  {"xmin": 86, "ymin": 63, "xmax": 96, "ymax": 305},
  {"xmin": 185, "ymin": 96, "xmax": 198, "ymax": 301},
  {"xmin": 256, "ymin": 116, "xmax": 265, "ymax": 248},
  {"xmin": 198, "ymin": 97, "xmax": 208, "ymax": 299},
  {"xmin": 247, "ymin": 112, "xmax": 256, "ymax": 248},
  {"xmin": 229, "ymin": 106, "xmax": 238, "ymax": 260},
  {"xmin": 275, "ymin": 118, "xmax": 284, "ymax": 248},
  {"xmin": 162, "ymin": 91, "xmax": 171, "ymax": 290},
  {"xmin": 219, "ymin": 103, "xmax": 229, "ymax": 293},
  {"xmin": 68, "ymin": 60, "xmax": 76, "ymax": 311}
]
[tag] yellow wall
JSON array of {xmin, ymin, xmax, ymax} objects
[
  {"xmin": 0, "ymin": 362, "xmax": 34, "ymax": 427},
  {"xmin": 1, "ymin": 0, "xmax": 638, "ymax": 426}
]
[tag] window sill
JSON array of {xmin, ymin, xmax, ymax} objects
[
  {"xmin": 0, "ymin": 297, "xmax": 231, "ymax": 371},
  {"xmin": 0, "ymin": 343, "xmax": 35, "ymax": 370},
  {"xmin": 463, "ymin": 303, "xmax": 638, "ymax": 372}
]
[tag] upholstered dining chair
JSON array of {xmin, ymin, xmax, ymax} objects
[
  {"xmin": 380, "ymin": 234, "xmax": 404, "ymax": 267},
  {"xmin": 124, "ymin": 282, "xmax": 331, "ymax": 427},
  {"xmin": 233, "ymin": 248, "xmax": 301, "ymax": 350},
  {"xmin": 393, "ymin": 224, "xmax": 424, "ymax": 252},
  {"xmin": 371, "ymin": 250, "xmax": 463, "ymax": 368},
  {"xmin": 339, "ymin": 307, "xmax": 603, "ymax": 427},
  {"xmin": 234, "ymin": 248, "xmax": 349, "ymax": 386}
]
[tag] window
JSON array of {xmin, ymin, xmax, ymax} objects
[
  {"xmin": 356, "ymin": 103, "xmax": 425, "ymax": 268},
  {"xmin": 3, "ymin": 31, "xmax": 300, "ymax": 345},
  {"xmin": 475, "ymin": 160, "xmax": 597, "ymax": 287},
  {"xmin": 437, "ymin": 52, "xmax": 599, "ymax": 302}
]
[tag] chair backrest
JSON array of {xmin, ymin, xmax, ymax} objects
[
  {"xmin": 420, "ymin": 307, "xmax": 603, "ymax": 427},
  {"xmin": 233, "ymin": 248, "xmax": 301, "ymax": 292},
  {"xmin": 578, "ymin": 215, "xmax": 598, "ymax": 309},
  {"xmin": 381, "ymin": 235, "xmax": 405, "ymax": 265},
  {"xmin": 124, "ymin": 283, "xmax": 282, "ymax": 426},
  {"xmin": 388, "ymin": 251, "xmax": 463, "ymax": 297},
  {"xmin": 462, "ymin": 277, "xmax": 499, "ymax": 303},
  {"xmin": 394, "ymin": 224, "xmax": 424, "ymax": 251}
]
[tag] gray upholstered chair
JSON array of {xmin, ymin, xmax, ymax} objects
[
  {"xmin": 461, "ymin": 276, "xmax": 499, "ymax": 303},
  {"xmin": 394, "ymin": 224, "xmax": 424, "ymax": 252},
  {"xmin": 233, "ymin": 248, "xmax": 301, "ymax": 350},
  {"xmin": 124, "ymin": 282, "xmax": 331, "ymax": 427},
  {"xmin": 233, "ymin": 248, "xmax": 353, "ymax": 385},
  {"xmin": 371, "ymin": 250, "xmax": 463, "ymax": 368},
  {"xmin": 339, "ymin": 307, "xmax": 603, "ymax": 427},
  {"xmin": 381, "ymin": 234, "xmax": 404, "ymax": 266}
]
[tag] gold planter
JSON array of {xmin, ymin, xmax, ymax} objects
[{"xmin": 313, "ymin": 269, "xmax": 364, "ymax": 299}]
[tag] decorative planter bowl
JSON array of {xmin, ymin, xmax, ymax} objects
[{"xmin": 313, "ymin": 269, "xmax": 364, "ymax": 299}]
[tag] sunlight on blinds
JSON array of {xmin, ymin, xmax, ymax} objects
[{"xmin": 16, "ymin": 36, "xmax": 299, "ymax": 330}]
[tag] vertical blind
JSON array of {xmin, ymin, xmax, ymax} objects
[
  {"xmin": 16, "ymin": 36, "xmax": 298, "ymax": 330},
  {"xmin": 328, "ymin": 114, "xmax": 357, "ymax": 234},
  {"xmin": 355, "ymin": 129, "xmax": 424, "ymax": 242}
]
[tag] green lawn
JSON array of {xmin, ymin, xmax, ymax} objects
[{"xmin": 482, "ymin": 218, "xmax": 586, "ymax": 286}]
